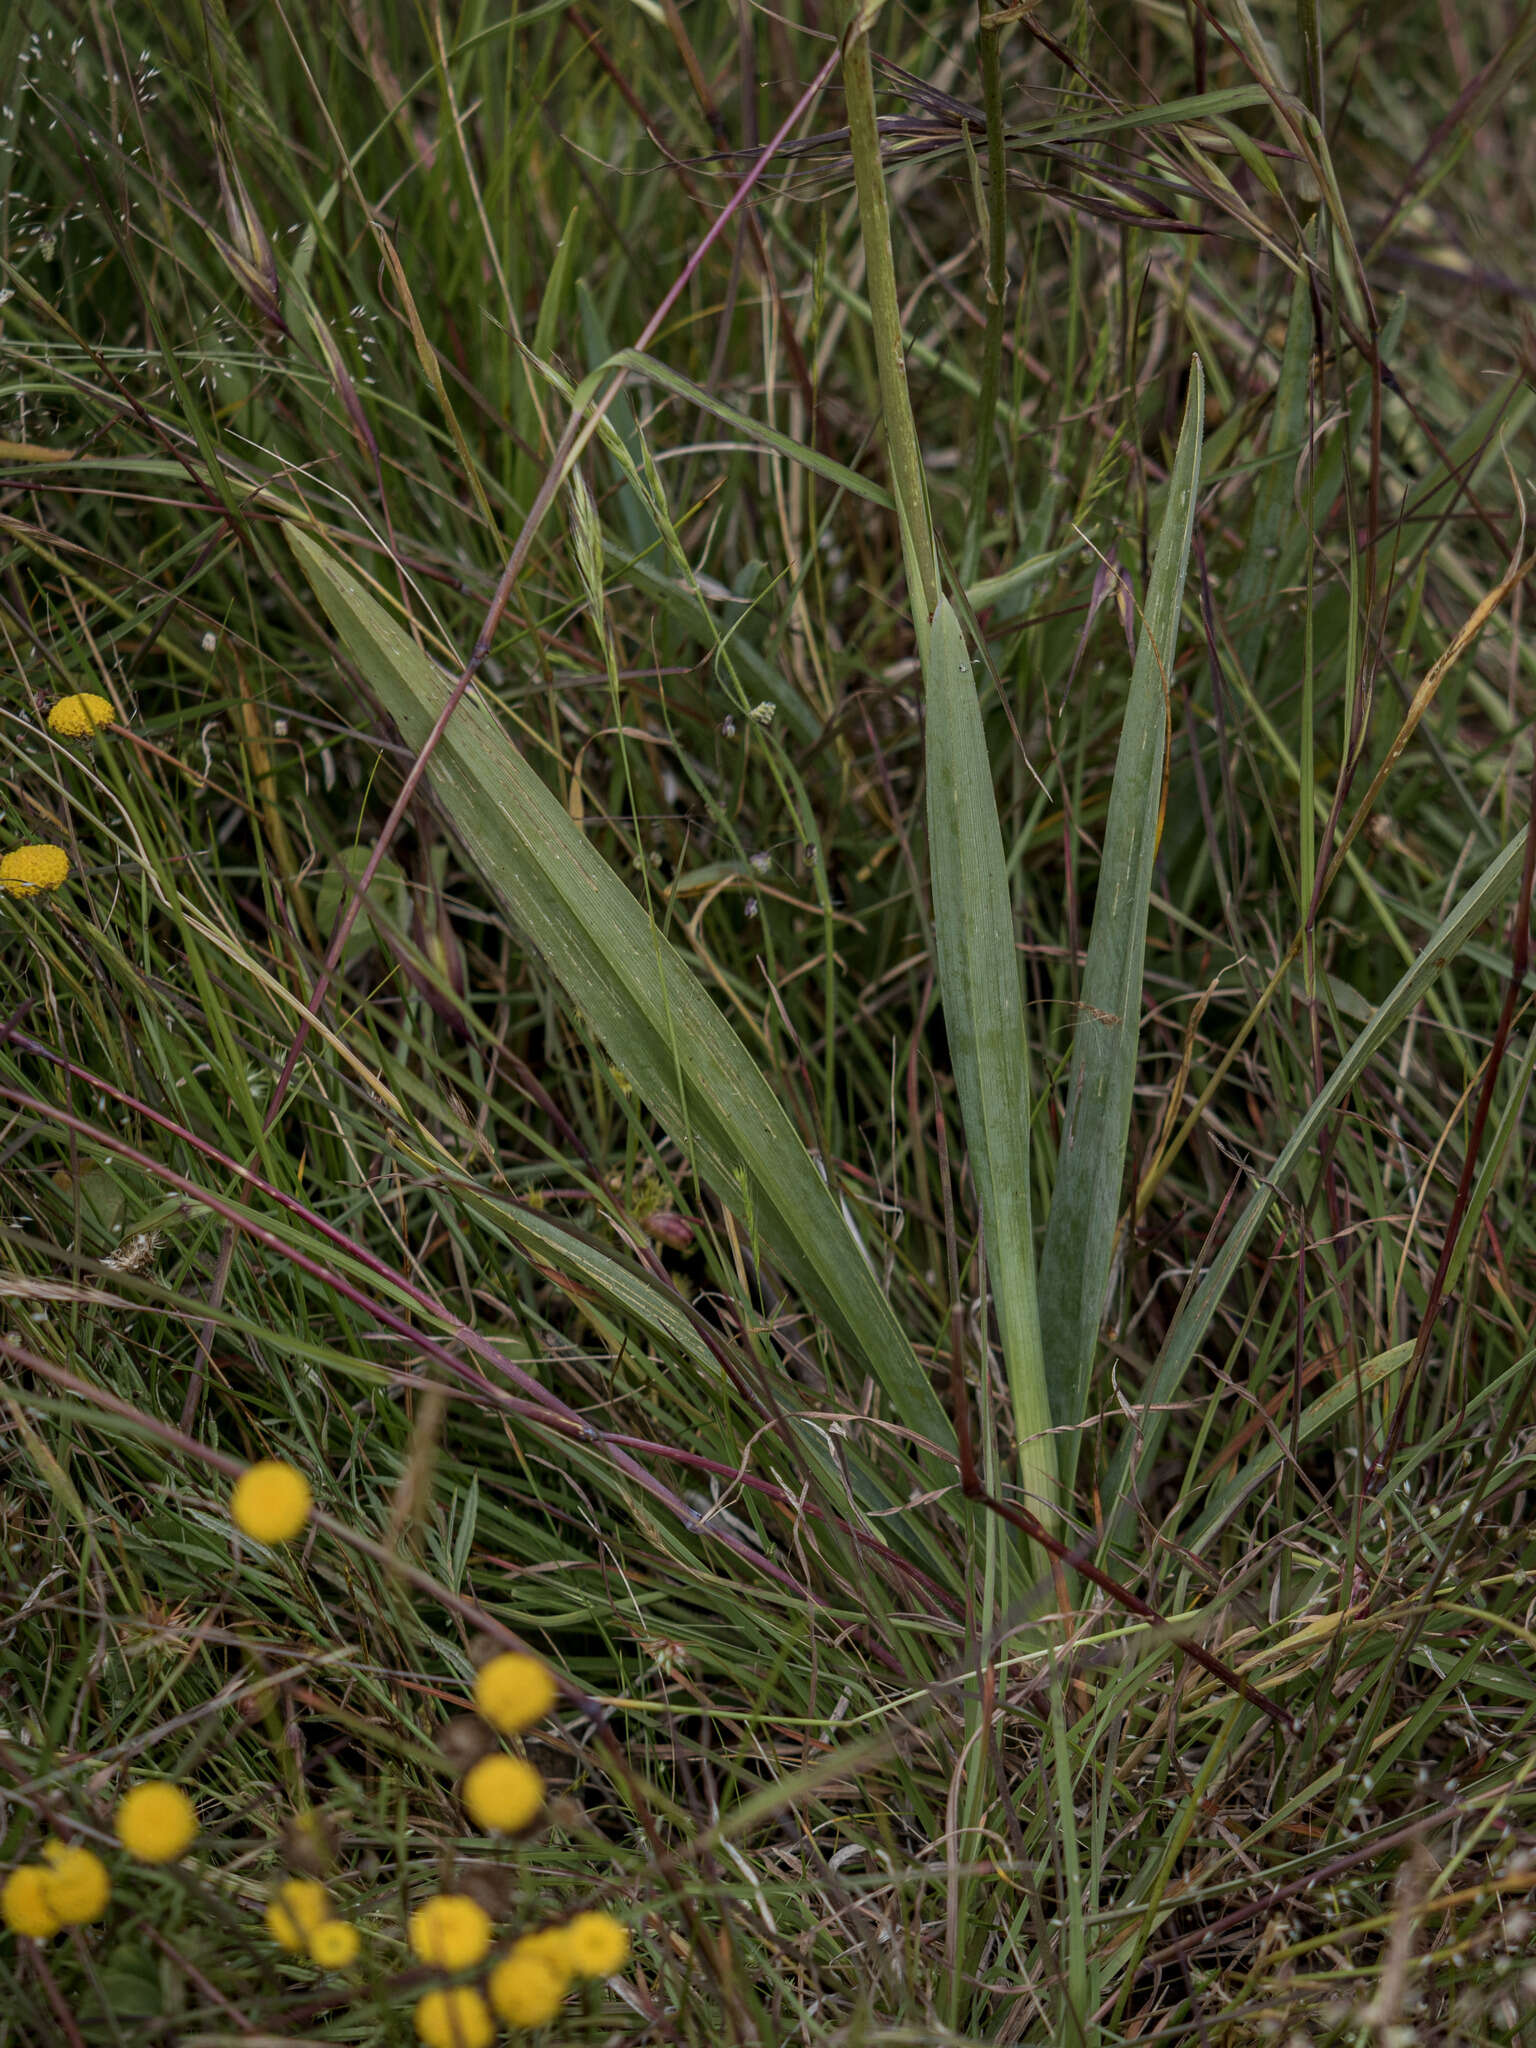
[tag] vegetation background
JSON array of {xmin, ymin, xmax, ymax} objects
[{"xmin": 2, "ymin": 0, "xmax": 1535, "ymax": 2041}]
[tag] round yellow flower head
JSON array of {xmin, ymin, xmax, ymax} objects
[
  {"xmin": 461, "ymin": 1754, "xmax": 543, "ymax": 1834},
  {"xmin": 407, "ymin": 1891, "xmax": 493, "ymax": 1971},
  {"xmin": 40, "ymin": 1842, "xmax": 110, "ymax": 1924},
  {"xmin": 2, "ymin": 1865, "xmax": 61, "ymax": 1939},
  {"xmin": 264, "ymin": 1876, "xmax": 329, "ymax": 1952},
  {"xmin": 115, "ymin": 1781, "xmax": 198, "ymax": 1863},
  {"xmin": 489, "ymin": 1942, "xmax": 567, "ymax": 2027},
  {"xmin": 307, "ymin": 1917, "xmax": 360, "ymax": 1968},
  {"xmin": 230, "ymin": 1460, "xmax": 312, "ymax": 1544},
  {"xmin": 564, "ymin": 1908, "xmax": 630, "ymax": 1978},
  {"xmin": 0, "ymin": 845, "xmax": 70, "ymax": 897},
  {"xmin": 414, "ymin": 1986, "xmax": 495, "ymax": 2048},
  {"xmin": 521, "ymin": 1923, "xmax": 574, "ymax": 1979},
  {"xmin": 47, "ymin": 693, "xmax": 115, "ymax": 739},
  {"xmin": 472, "ymin": 1652, "xmax": 555, "ymax": 1734}
]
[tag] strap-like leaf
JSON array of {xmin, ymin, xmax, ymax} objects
[
  {"xmin": 1038, "ymin": 357, "xmax": 1205, "ymax": 1446},
  {"xmin": 286, "ymin": 522, "xmax": 952, "ymax": 1453},
  {"xmin": 925, "ymin": 595, "xmax": 1055, "ymax": 1525}
]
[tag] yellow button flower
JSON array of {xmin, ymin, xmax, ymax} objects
[
  {"xmin": 0, "ymin": 845, "xmax": 70, "ymax": 896},
  {"xmin": 47, "ymin": 693, "xmax": 115, "ymax": 738},
  {"xmin": 461, "ymin": 1754, "xmax": 543, "ymax": 1834},
  {"xmin": 516, "ymin": 1924, "xmax": 573, "ymax": 1985},
  {"xmin": 472, "ymin": 1652, "xmax": 556, "ymax": 1734},
  {"xmin": 414, "ymin": 1986, "xmax": 495, "ymax": 2048},
  {"xmin": 407, "ymin": 1892, "xmax": 493, "ymax": 1971},
  {"xmin": 264, "ymin": 1877, "xmax": 329, "ymax": 1952},
  {"xmin": 230, "ymin": 1460, "xmax": 312, "ymax": 1544},
  {"xmin": 40, "ymin": 1842, "xmax": 110, "ymax": 1924},
  {"xmin": 488, "ymin": 1942, "xmax": 567, "ymax": 2026},
  {"xmin": 2, "ymin": 1866, "xmax": 61, "ymax": 1939},
  {"xmin": 564, "ymin": 1908, "xmax": 630, "ymax": 1977},
  {"xmin": 114, "ymin": 1781, "xmax": 198, "ymax": 1863},
  {"xmin": 307, "ymin": 1917, "xmax": 360, "ymax": 1968}
]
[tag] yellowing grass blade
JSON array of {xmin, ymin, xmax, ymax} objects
[
  {"xmin": 1038, "ymin": 357, "xmax": 1205, "ymax": 1453},
  {"xmin": 285, "ymin": 524, "xmax": 951, "ymax": 1452},
  {"xmin": 924, "ymin": 594, "xmax": 1056, "ymax": 1529}
]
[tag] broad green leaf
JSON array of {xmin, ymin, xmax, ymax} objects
[
  {"xmin": 285, "ymin": 523, "xmax": 952, "ymax": 1457},
  {"xmin": 1038, "ymin": 358, "xmax": 1205, "ymax": 1446},
  {"xmin": 924, "ymin": 595, "xmax": 1055, "ymax": 1526},
  {"xmin": 1101, "ymin": 822, "xmax": 1531, "ymax": 1550}
]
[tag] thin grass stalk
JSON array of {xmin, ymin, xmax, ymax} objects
[
  {"xmin": 837, "ymin": 0, "xmax": 938, "ymax": 646},
  {"xmin": 959, "ymin": 17, "xmax": 1008, "ymax": 587},
  {"xmin": 1099, "ymin": 820, "xmax": 1532, "ymax": 1550}
]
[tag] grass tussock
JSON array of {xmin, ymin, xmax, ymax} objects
[{"xmin": 2, "ymin": 1, "xmax": 1536, "ymax": 2042}]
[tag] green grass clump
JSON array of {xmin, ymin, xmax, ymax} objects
[{"xmin": 3, "ymin": 1, "xmax": 1536, "ymax": 2042}]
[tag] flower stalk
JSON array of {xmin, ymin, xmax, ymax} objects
[
  {"xmin": 837, "ymin": 0, "xmax": 938, "ymax": 648},
  {"xmin": 960, "ymin": 18, "xmax": 1009, "ymax": 585}
]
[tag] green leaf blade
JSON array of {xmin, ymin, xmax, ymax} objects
[
  {"xmin": 285, "ymin": 522, "xmax": 951, "ymax": 1454},
  {"xmin": 924, "ymin": 594, "xmax": 1056, "ymax": 1526},
  {"xmin": 1038, "ymin": 356, "xmax": 1205, "ymax": 1449}
]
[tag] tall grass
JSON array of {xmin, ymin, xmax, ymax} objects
[{"xmin": 2, "ymin": 2, "xmax": 1536, "ymax": 2043}]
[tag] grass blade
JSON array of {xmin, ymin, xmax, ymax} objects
[
  {"xmin": 924, "ymin": 594, "xmax": 1055, "ymax": 1527},
  {"xmin": 285, "ymin": 521, "xmax": 952, "ymax": 1453},
  {"xmin": 1038, "ymin": 358, "xmax": 1205, "ymax": 1449}
]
